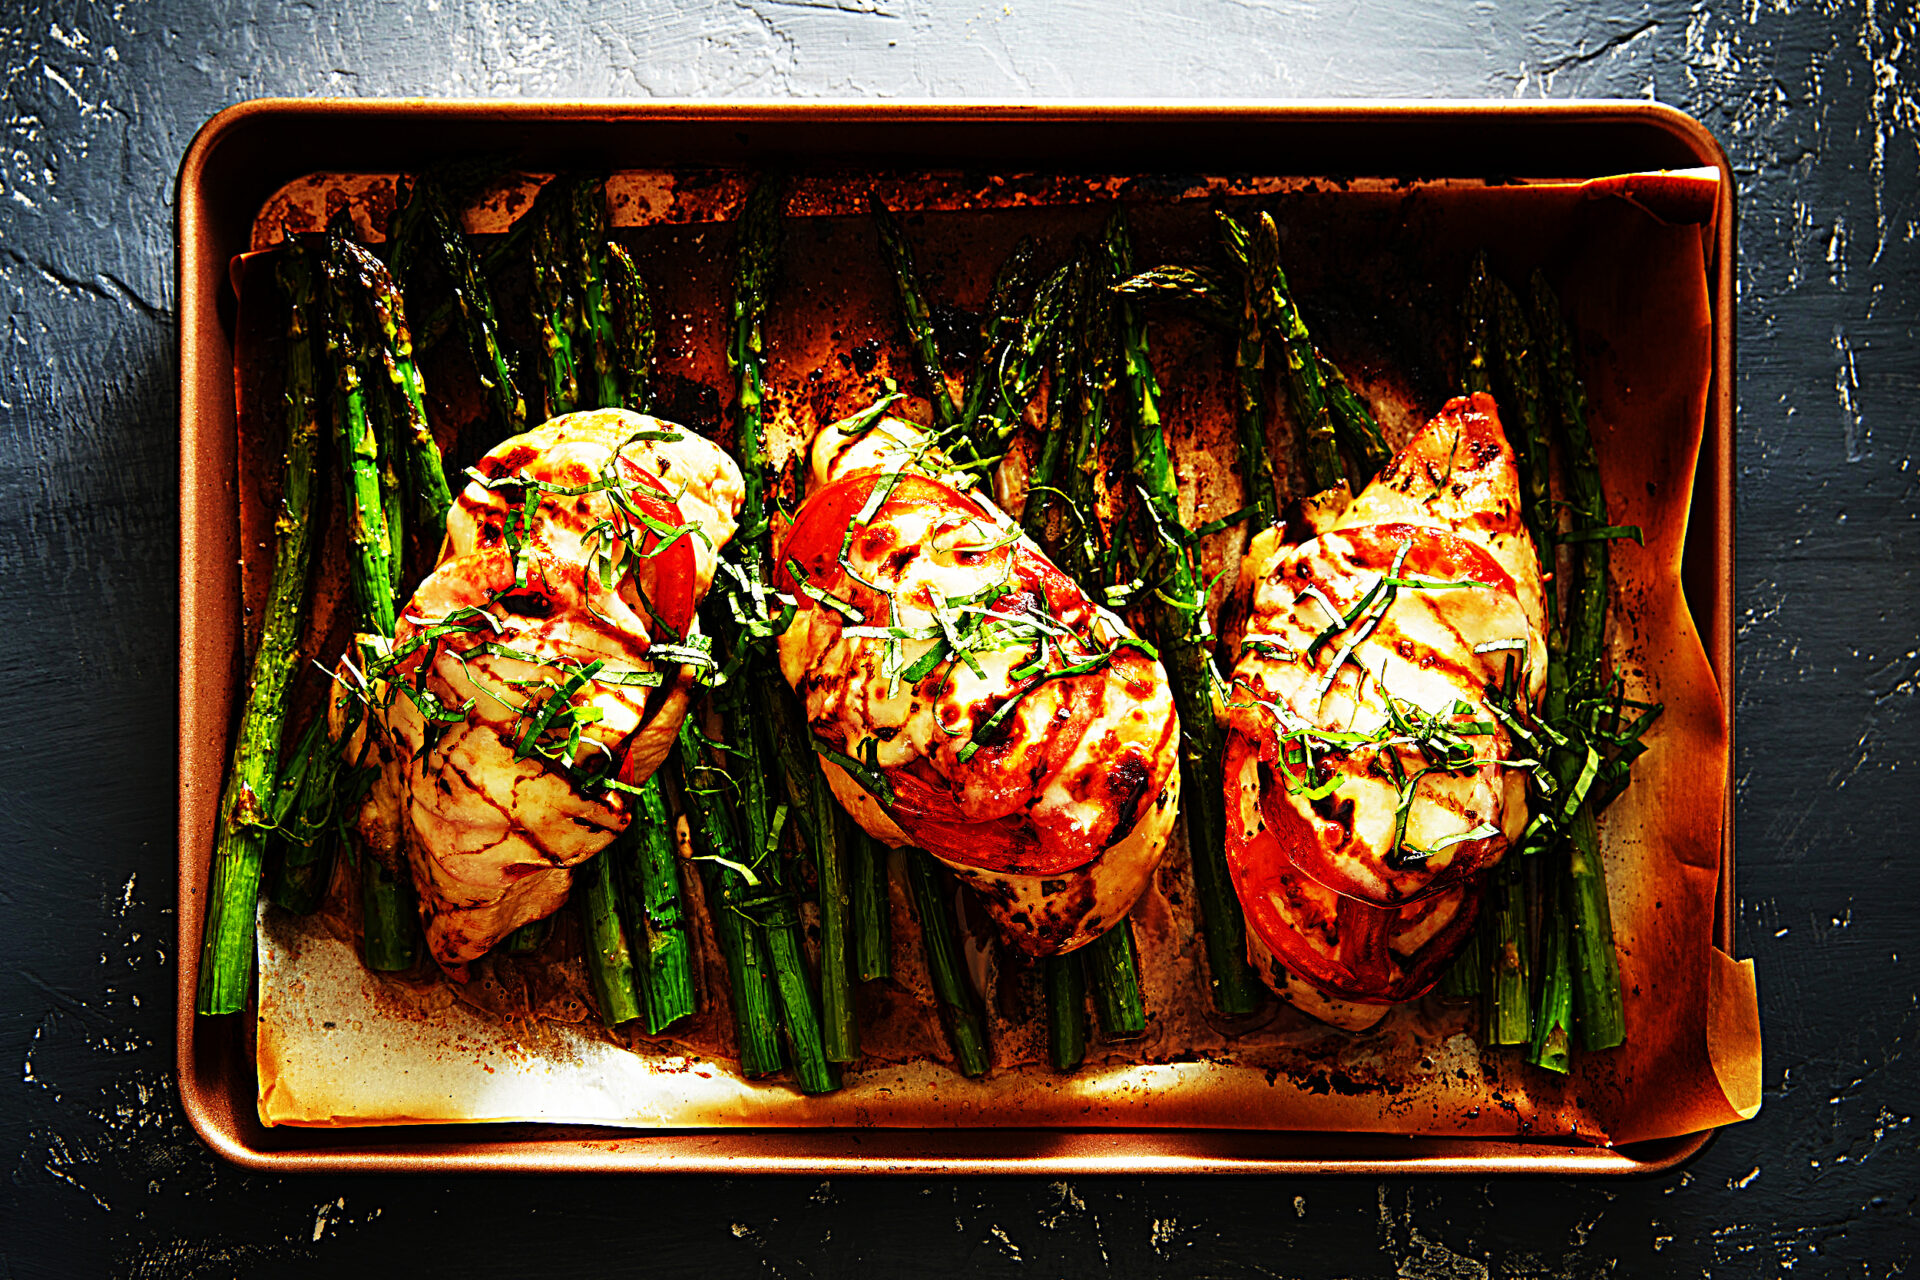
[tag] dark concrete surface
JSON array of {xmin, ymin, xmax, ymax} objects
[{"xmin": 2, "ymin": 1, "xmax": 1913, "ymax": 1275}]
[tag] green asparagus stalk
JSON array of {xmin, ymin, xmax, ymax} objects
[
  {"xmin": 1116, "ymin": 217, "xmax": 1263, "ymax": 1016},
  {"xmin": 1482, "ymin": 854, "xmax": 1532, "ymax": 1045},
  {"xmin": 501, "ymin": 917, "xmax": 551, "ymax": 956},
  {"xmin": 1084, "ymin": 921, "xmax": 1148, "ymax": 1039},
  {"xmin": 1044, "ymin": 953, "xmax": 1087, "ymax": 1072},
  {"xmin": 1217, "ymin": 212, "xmax": 1280, "ymax": 528},
  {"xmin": 196, "ymin": 242, "xmax": 325, "ymax": 1015},
  {"xmin": 728, "ymin": 176, "xmax": 785, "ymax": 563},
  {"xmin": 808, "ymin": 741, "xmax": 858, "ymax": 1061},
  {"xmin": 1455, "ymin": 261, "xmax": 1535, "ymax": 1045},
  {"xmin": 568, "ymin": 175, "xmax": 623, "ymax": 412},
  {"xmin": 1020, "ymin": 257, "xmax": 1085, "ymax": 548},
  {"xmin": 906, "ymin": 850, "xmax": 990, "ymax": 1077},
  {"xmin": 767, "ymin": 690, "xmax": 857, "ymax": 1063},
  {"xmin": 608, "ymin": 242, "xmax": 656, "ymax": 412},
  {"xmin": 717, "ymin": 174, "xmax": 843, "ymax": 1092},
  {"xmin": 1533, "ymin": 274, "xmax": 1626, "ymax": 1052},
  {"xmin": 849, "ymin": 824, "xmax": 893, "ymax": 982},
  {"xmin": 340, "ymin": 238, "xmax": 454, "ymax": 530},
  {"xmin": 615, "ymin": 775, "xmax": 697, "ymax": 1034},
  {"xmin": 1112, "ymin": 264, "xmax": 1238, "ymax": 331},
  {"xmin": 415, "ymin": 210, "xmax": 535, "ymax": 359},
  {"xmin": 1247, "ymin": 213, "xmax": 1342, "ymax": 494},
  {"xmin": 325, "ymin": 217, "xmax": 435, "ymax": 972},
  {"xmin": 958, "ymin": 236, "xmax": 1039, "ymax": 458},
  {"xmin": 1436, "ymin": 929, "xmax": 1483, "ymax": 999},
  {"xmin": 995, "ymin": 264, "xmax": 1072, "ymax": 446},
  {"xmin": 753, "ymin": 892, "xmax": 839, "ymax": 1094},
  {"xmin": 358, "ymin": 319, "xmax": 408, "ymax": 597},
  {"xmin": 1565, "ymin": 804, "xmax": 1624, "ymax": 1050},
  {"xmin": 1461, "ymin": 252, "xmax": 1496, "ymax": 396},
  {"xmin": 321, "ymin": 225, "xmax": 397, "ymax": 638},
  {"xmin": 1061, "ymin": 237, "xmax": 1118, "ymax": 586},
  {"xmin": 263, "ymin": 714, "xmax": 341, "ymax": 916},
  {"xmin": 868, "ymin": 192, "xmax": 960, "ymax": 432},
  {"xmin": 360, "ymin": 854, "xmax": 422, "ymax": 973},
  {"xmin": 674, "ymin": 721, "xmax": 785, "ymax": 1076},
  {"xmin": 1527, "ymin": 856, "xmax": 1575, "ymax": 1072},
  {"xmin": 1319, "ymin": 357, "xmax": 1390, "ymax": 484},
  {"xmin": 412, "ymin": 179, "xmax": 526, "ymax": 439},
  {"xmin": 1490, "ymin": 276, "xmax": 1554, "ymax": 602},
  {"xmin": 578, "ymin": 848, "xmax": 642, "ymax": 1026},
  {"xmin": 531, "ymin": 181, "xmax": 581, "ymax": 420}
]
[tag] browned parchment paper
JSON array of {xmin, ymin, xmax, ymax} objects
[{"xmin": 238, "ymin": 166, "xmax": 1758, "ymax": 1145}]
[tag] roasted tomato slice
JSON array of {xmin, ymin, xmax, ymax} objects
[
  {"xmin": 1225, "ymin": 734, "xmax": 1482, "ymax": 1003},
  {"xmin": 612, "ymin": 457, "xmax": 698, "ymax": 641}
]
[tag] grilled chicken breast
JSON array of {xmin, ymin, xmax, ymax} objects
[
  {"xmin": 346, "ymin": 409, "xmax": 744, "ymax": 970},
  {"xmin": 1223, "ymin": 393, "xmax": 1543, "ymax": 1021},
  {"xmin": 776, "ymin": 417, "xmax": 1180, "ymax": 957}
]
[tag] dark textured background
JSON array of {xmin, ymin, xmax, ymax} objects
[{"xmin": 2, "ymin": 1, "xmax": 1914, "ymax": 1275}]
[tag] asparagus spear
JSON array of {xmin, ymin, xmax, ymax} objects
[
  {"xmin": 958, "ymin": 236, "xmax": 1039, "ymax": 459},
  {"xmin": 263, "ymin": 714, "xmax": 342, "ymax": 916},
  {"xmin": 1461, "ymin": 252, "xmax": 1496, "ymax": 397},
  {"xmin": 1436, "ymin": 929, "xmax": 1484, "ymax": 999},
  {"xmin": 1528, "ymin": 856, "xmax": 1575, "ymax": 1072},
  {"xmin": 1461, "ymin": 262, "xmax": 1534, "ymax": 1045},
  {"xmin": 1116, "ymin": 216, "xmax": 1264, "ymax": 1016},
  {"xmin": 414, "ymin": 179, "xmax": 525, "ymax": 440},
  {"xmin": 996, "ymin": 264, "xmax": 1073, "ymax": 446},
  {"xmin": 357, "ymin": 312, "xmax": 408, "ymax": 597},
  {"xmin": 568, "ymin": 175, "xmax": 623, "ymax": 412},
  {"xmin": 339, "ymin": 238, "xmax": 454, "ymax": 531},
  {"xmin": 579, "ymin": 847, "xmax": 643, "ymax": 1027},
  {"xmin": 868, "ymin": 192, "xmax": 960, "ymax": 432},
  {"xmin": 321, "ymin": 224, "xmax": 397, "ymax": 638},
  {"xmin": 1319, "ymin": 357, "xmax": 1390, "ymax": 484},
  {"xmin": 906, "ymin": 850, "xmax": 990, "ymax": 1078},
  {"xmin": 1020, "ymin": 257, "xmax": 1086, "ymax": 549},
  {"xmin": 716, "ymin": 175, "xmax": 842, "ymax": 1093},
  {"xmin": 414, "ymin": 211, "xmax": 535, "ymax": 359},
  {"xmin": 1246, "ymin": 213, "xmax": 1343, "ymax": 494},
  {"xmin": 1490, "ymin": 277, "xmax": 1554, "ymax": 601},
  {"xmin": 608, "ymin": 242, "xmax": 656, "ymax": 412},
  {"xmin": 196, "ymin": 243, "xmax": 325, "ymax": 1015},
  {"xmin": 1112, "ymin": 264, "xmax": 1238, "ymax": 331},
  {"xmin": 849, "ymin": 823, "xmax": 893, "ymax": 983},
  {"xmin": 673, "ymin": 720, "xmax": 785, "ymax": 1076},
  {"xmin": 615, "ymin": 775, "xmax": 697, "ymax": 1034},
  {"xmin": 766, "ymin": 688, "xmax": 858, "ymax": 1063},
  {"xmin": 501, "ymin": 917, "xmax": 551, "ymax": 956},
  {"xmin": 360, "ymin": 855, "xmax": 422, "ymax": 973},
  {"xmin": 1482, "ymin": 854, "xmax": 1532, "ymax": 1046},
  {"xmin": 1216, "ymin": 212, "xmax": 1280, "ymax": 528},
  {"xmin": 530, "ymin": 180, "xmax": 582, "ymax": 420},
  {"xmin": 1044, "ymin": 953, "xmax": 1088, "ymax": 1072},
  {"xmin": 1533, "ymin": 274, "xmax": 1626, "ymax": 1052},
  {"xmin": 1084, "ymin": 920, "xmax": 1148, "ymax": 1039}
]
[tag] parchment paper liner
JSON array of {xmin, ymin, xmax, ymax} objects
[{"xmin": 239, "ymin": 167, "xmax": 1759, "ymax": 1145}]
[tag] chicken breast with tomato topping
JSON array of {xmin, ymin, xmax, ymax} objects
[
  {"xmin": 1222, "ymin": 393, "xmax": 1543, "ymax": 1020},
  {"xmin": 775, "ymin": 416, "xmax": 1180, "ymax": 957},
  {"xmin": 346, "ymin": 409, "xmax": 744, "ymax": 970}
]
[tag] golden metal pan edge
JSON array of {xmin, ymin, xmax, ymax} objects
[{"xmin": 177, "ymin": 97, "xmax": 1736, "ymax": 1175}]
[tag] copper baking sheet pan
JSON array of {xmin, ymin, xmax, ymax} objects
[{"xmin": 178, "ymin": 99, "xmax": 1739, "ymax": 1174}]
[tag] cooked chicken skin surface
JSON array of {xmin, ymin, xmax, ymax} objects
[
  {"xmin": 347, "ymin": 410, "xmax": 743, "ymax": 970},
  {"xmin": 1223, "ymin": 393, "xmax": 1543, "ymax": 1009},
  {"xmin": 776, "ymin": 418, "xmax": 1181, "ymax": 957}
]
